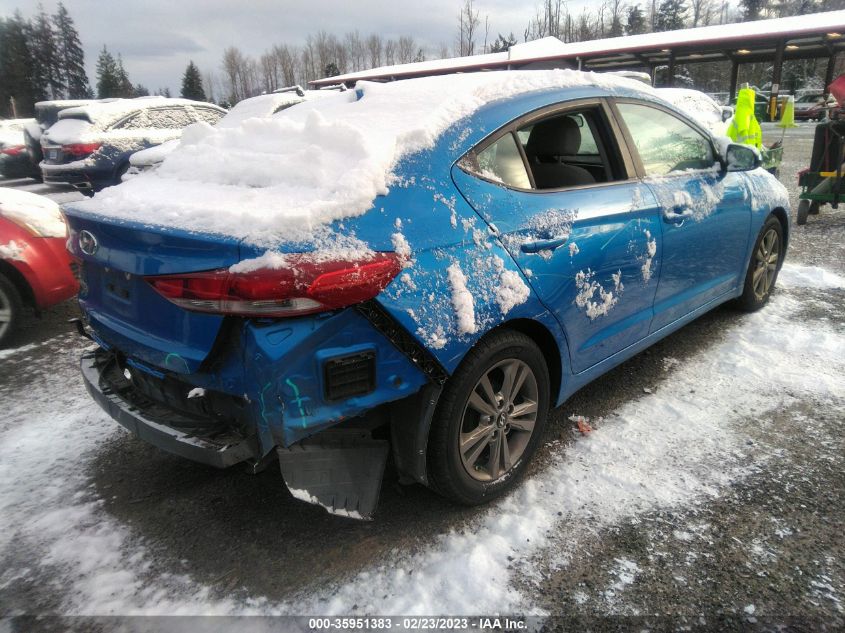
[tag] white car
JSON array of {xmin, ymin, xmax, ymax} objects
[
  {"xmin": 0, "ymin": 118, "xmax": 37, "ymax": 178},
  {"xmin": 40, "ymin": 97, "xmax": 225, "ymax": 193},
  {"xmin": 657, "ymin": 88, "xmax": 733, "ymax": 137},
  {"xmin": 124, "ymin": 86, "xmax": 346, "ymax": 179}
]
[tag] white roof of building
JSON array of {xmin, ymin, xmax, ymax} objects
[{"xmin": 312, "ymin": 10, "xmax": 845, "ymax": 86}]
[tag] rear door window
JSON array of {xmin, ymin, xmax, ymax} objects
[
  {"xmin": 517, "ymin": 110, "xmax": 616, "ymax": 188},
  {"xmin": 474, "ymin": 133, "xmax": 531, "ymax": 189}
]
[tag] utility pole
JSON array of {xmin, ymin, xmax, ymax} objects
[{"xmin": 9, "ymin": 97, "xmax": 17, "ymax": 118}]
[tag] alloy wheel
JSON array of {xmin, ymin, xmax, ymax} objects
[
  {"xmin": 752, "ymin": 228, "xmax": 780, "ymax": 301},
  {"xmin": 459, "ymin": 358, "xmax": 538, "ymax": 482}
]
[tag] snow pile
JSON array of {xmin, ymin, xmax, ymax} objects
[
  {"xmin": 778, "ymin": 263, "xmax": 845, "ymax": 289},
  {"xmin": 129, "ymin": 139, "xmax": 179, "ymax": 167},
  {"xmin": 42, "ymin": 117, "xmax": 91, "ymax": 145},
  {"xmin": 575, "ymin": 268, "xmax": 622, "ymax": 319},
  {"xmin": 641, "ymin": 229, "xmax": 657, "ymax": 283},
  {"xmin": 447, "ymin": 263, "xmax": 477, "ymax": 335},
  {"xmin": 495, "ymin": 269, "xmax": 531, "ymax": 315},
  {"xmin": 0, "ymin": 188, "xmax": 66, "ymax": 238},
  {"xmin": 0, "ymin": 240, "xmax": 25, "ymax": 260},
  {"xmin": 73, "ymin": 70, "xmax": 650, "ymax": 247}
]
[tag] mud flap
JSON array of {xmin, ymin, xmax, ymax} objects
[{"xmin": 277, "ymin": 431, "xmax": 389, "ymax": 520}]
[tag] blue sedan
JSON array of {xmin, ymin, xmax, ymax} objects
[{"xmin": 63, "ymin": 73, "xmax": 789, "ymax": 518}]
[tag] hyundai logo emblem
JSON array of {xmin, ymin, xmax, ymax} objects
[{"xmin": 78, "ymin": 230, "xmax": 98, "ymax": 256}]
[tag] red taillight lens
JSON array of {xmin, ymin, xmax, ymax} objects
[
  {"xmin": 145, "ymin": 252, "xmax": 402, "ymax": 318},
  {"xmin": 0, "ymin": 145, "xmax": 25, "ymax": 156},
  {"xmin": 61, "ymin": 142, "xmax": 102, "ymax": 158}
]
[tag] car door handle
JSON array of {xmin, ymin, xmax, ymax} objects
[
  {"xmin": 520, "ymin": 236, "xmax": 569, "ymax": 253},
  {"xmin": 664, "ymin": 206, "xmax": 694, "ymax": 225}
]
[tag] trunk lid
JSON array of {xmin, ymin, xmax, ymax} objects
[{"xmin": 64, "ymin": 208, "xmax": 243, "ymax": 374}]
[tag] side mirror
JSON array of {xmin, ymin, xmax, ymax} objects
[
  {"xmin": 725, "ymin": 143, "xmax": 761, "ymax": 172},
  {"xmin": 721, "ymin": 106, "xmax": 733, "ymax": 122}
]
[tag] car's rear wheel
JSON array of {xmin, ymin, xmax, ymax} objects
[
  {"xmin": 736, "ymin": 215, "xmax": 784, "ymax": 312},
  {"xmin": 0, "ymin": 274, "xmax": 23, "ymax": 347},
  {"xmin": 427, "ymin": 329, "xmax": 549, "ymax": 505}
]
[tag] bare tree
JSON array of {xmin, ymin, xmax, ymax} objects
[
  {"xmin": 690, "ymin": 0, "xmax": 713, "ymax": 25},
  {"xmin": 397, "ymin": 36, "xmax": 416, "ymax": 64},
  {"xmin": 260, "ymin": 51, "xmax": 280, "ymax": 93},
  {"xmin": 344, "ymin": 31, "xmax": 365, "ymax": 72},
  {"xmin": 457, "ymin": 0, "xmax": 480, "ymax": 55},
  {"xmin": 384, "ymin": 39, "xmax": 396, "ymax": 66},
  {"xmin": 202, "ymin": 71, "xmax": 219, "ymax": 104},
  {"xmin": 366, "ymin": 34, "xmax": 384, "ymax": 68},
  {"xmin": 221, "ymin": 46, "xmax": 259, "ymax": 104}
]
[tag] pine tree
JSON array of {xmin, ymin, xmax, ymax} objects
[
  {"xmin": 740, "ymin": 0, "xmax": 765, "ymax": 20},
  {"xmin": 489, "ymin": 32, "xmax": 518, "ymax": 53},
  {"xmin": 53, "ymin": 3, "xmax": 91, "ymax": 99},
  {"xmin": 626, "ymin": 5, "xmax": 649, "ymax": 34},
  {"xmin": 133, "ymin": 83, "xmax": 150, "ymax": 97},
  {"xmin": 29, "ymin": 4, "xmax": 61, "ymax": 101},
  {"xmin": 96, "ymin": 46, "xmax": 121, "ymax": 98},
  {"xmin": 0, "ymin": 13, "xmax": 36, "ymax": 116},
  {"xmin": 180, "ymin": 61, "xmax": 206, "ymax": 100},
  {"xmin": 324, "ymin": 62, "xmax": 340, "ymax": 77},
  {"xmin": 655, "ymin": 0, "xmax": 688, "ymax": 30},
  {"xmin": 115, "ymin": 54, "xmax": 134, "ymax": 97}
]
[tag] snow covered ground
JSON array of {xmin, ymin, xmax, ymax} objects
[{"xmin": 0, "ymin": 125, "xmax": 843, "ymax": 625}]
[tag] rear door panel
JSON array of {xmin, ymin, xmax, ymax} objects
[{"xmin": 452, "ymin": 168, "xmax": 662, "ymax": 374}]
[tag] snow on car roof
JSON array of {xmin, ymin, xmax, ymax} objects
[
  {"xmin": 58, "ymin": 97, "xmax": 218, "ymax": 128},
  {"xmin": 218, "ymin": 89, "xmax": 339, "ymax": 128},
  {"xmin": 72, "ymin": 70, "xmax": 651, "ymax": 248}
]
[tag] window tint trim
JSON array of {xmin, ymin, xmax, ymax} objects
[
  {"xmin": 460, "ymin": 97, "xmax": 639, "ymax": 194},
  {"xmin": 606, "ymin": 97, "xmax": 721, "ymax": 179}
]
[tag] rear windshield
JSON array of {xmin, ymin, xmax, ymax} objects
[
  {"xmin": 36, "ymin": 105, "xmax": 69, "ymax": 126},
  {"xmin": 57, "ymin": 112, "xmax": 93, "ymax": 124}
]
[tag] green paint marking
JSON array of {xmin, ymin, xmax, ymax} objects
[
  {"xmin": 258, "ymin": 381, "xmax": 273, "ymax": 431},
  {"xmin": 285, "ymin": 378, "xmax": 307, "ymax": 425},
  {"xmin": 164, "ymin": 353, "xmax": 190, "ymax": 373}
]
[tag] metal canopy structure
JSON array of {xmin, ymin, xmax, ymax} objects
[{"xmin": 311, "ymin": 10, "xmax": 845, "ymax": 111}]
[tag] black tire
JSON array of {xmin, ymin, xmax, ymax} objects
[
  {"xmin": 797, "ymin": 199, "xmax": 810, "ymax": 226},
  {"xmin": 809, "ymin": 200, "xmax": 821, "ymax": 215},
  {"xmin": 0, "ymin": 274, "xmax": 23, "ymax": 348},
  {"xmin": 735, "ymin": 215, "xmax": 784, "ymax": 312},
  {"xmin": 427, "ymin": 329, "xmax": 550, "ymax": 505}
]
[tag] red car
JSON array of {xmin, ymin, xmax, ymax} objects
[{"xmin": 0, "ymin": 189, "xmax": 79, "ymax": 346}]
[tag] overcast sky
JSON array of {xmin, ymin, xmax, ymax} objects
[{"xmin": 1, "ymin": 0, "xmax": 600, "ymax": 96}]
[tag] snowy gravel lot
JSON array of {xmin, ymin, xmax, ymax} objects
[{"xmin": 1, "ymin": 124, "xmax": 843, "ymax": 629}]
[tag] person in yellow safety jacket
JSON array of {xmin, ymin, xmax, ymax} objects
[{"xmin": 727, "ymin": 88, "xmax": 763, "ymax": 150}]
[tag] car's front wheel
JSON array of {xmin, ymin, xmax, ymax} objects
[
  {"xmin": 0, "ymin": 274, "xmax": 23, "ymax": 347},
  {"xmin": 736, "ymin": 215, "xmax": 784, "ymax": 311},
  {"xmin": 427, "ymin": 329, "xmax": 550, "ymax": 505}
]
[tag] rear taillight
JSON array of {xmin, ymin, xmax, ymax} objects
[
  {"xmin": 145, "ymin": 252, "xmax": 402, "ymax": 318},
  {"xmin": 0, "ymin": 145, "xmax": 24, "ymax": 156},
  {"xmin": 61, "ymin": 142, "xmax": 102, "ymax": 158}
]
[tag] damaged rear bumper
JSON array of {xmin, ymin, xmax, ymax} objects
[{"xmin": 81, "ymin": 349, "xmax": 259, "ymax": 468}]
